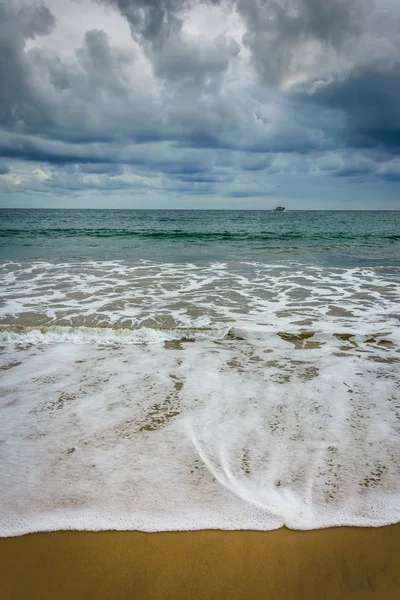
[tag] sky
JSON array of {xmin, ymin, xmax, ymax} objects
[{"xmin": 0, "ymin": 0, "xmax": 399, "ymax": 209}]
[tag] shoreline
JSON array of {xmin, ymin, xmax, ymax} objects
[{"xmin": 1, "ymin": 525, "xmax": 400, "ymax": 599}]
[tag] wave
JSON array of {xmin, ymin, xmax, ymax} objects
[
  {"xmin": 0, "ymin": 324, "xmax": 232, "ymax": 345},
  {"xmin": 1, "ymin": 228, "xmax": 400, "ymax": 243}
]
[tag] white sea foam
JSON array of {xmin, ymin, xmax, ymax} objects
[
  {"xmin": 1, "ymin": 260, "xmax": 399, "ymax": 335},
  {"xmin": 0, "ymin": 324, "xmax": 231, "ymax": 345},
  {"xmin": 0, "ymin": 259, "xmax": 399, "ymax": 535}
]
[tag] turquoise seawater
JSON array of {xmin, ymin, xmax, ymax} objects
[{"xmin": 1, "ymin": 209, "xmax": 399, "ymax": 265}]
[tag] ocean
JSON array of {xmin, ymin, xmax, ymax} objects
[{"xmin": 0, "ymin": 209, "xmax": 399, "ymax": 535}]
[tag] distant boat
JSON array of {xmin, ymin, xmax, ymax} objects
[{"xmin": 273, "ymin": 206, "xmax": 285, "ymax": 212}]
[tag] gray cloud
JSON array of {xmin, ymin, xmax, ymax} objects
[
  {"xmin": 96, "ymin": 0, "xmax": 187, "ymax": 48},
  {"xmin": 237, "ymin": 0, "xmax": 364, "ymax": 85},
  {"xmin": 99, "ymin": 0, "xmax": 368, "ymax": 86},
  {"xmin": 0, "ymin": 160, "xmax": 10, "ymax": 174},
  {"xmin": 0, "ymin": 0, "xmax": 399, "ymax": 207},
  {"xmin": 0, "ymin": 1, "xmax": 55, "ymax": 129},
  {"xmin": 308, "ymin": 65, "xmax": 400, "ymax": 151}
]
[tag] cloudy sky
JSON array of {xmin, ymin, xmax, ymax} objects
[{"xmin": 0, "ymin": 0, "xmax": 399, "ymax": 209}]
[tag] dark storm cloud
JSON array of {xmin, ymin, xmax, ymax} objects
[
  {"xmin": 237, "ymin": 0, "xmax": 364, "ymax": 85},
  {"xmin": 0, "ymin": 4, "xmax": 161, "ymax": 147},
  {"xmin": 378, "ymin": 164, "xmax": 400, "ymax": 183},
  {"xmin": 0, "ymin": 0, "xmax": 399, "ymax": 205},
  {"xmin": 0, "ymin": 0, "xmax": 55, "ymax": 128},
  {"xmin": 308, "ymin": 65, "xmax": 400, "ymax": 151},
  {"xmin": 0, "ymin": 3, "xmax": 239, "ymax": 160},
  {"xmin": 25, "ymin": 27, "xmax": 166, "ymax": 144},
  {"xmin": 96, "ymin": 0, "xmax": 187, "ymax": 47},
  {"xmin": 97, "ymin": 0, "xmax": 242, "ymax": 102},
  {"xmin": 152, "ymin": 34, "xmax": 240, "ymax": 89},
  {"xmin": 0, "ymin": 131, "xmax": 217, "ymax": 180},
  {"xmin": 100, "ymin": 0, "xmax": 363, "ymax": 85}
]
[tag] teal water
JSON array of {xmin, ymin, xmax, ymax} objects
[{"xmin": 1, "ymin": 209, "xmax": 399, "ymax": 265}]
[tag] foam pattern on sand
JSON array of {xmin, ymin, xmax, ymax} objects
[
  {"xmin": 0, "ymin": 260, "xmax": 399, "ymax": 535},
  {"xmin": 0, "ymin": 329, "xmax": 399, "ymax": 536},
  {"xmin": 1, "ymin": 260, "xmax": 399, "ymax": 333}
]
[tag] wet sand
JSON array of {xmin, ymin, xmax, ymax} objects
[{"xmin": 1, "ymin": 526, "xmax": 400, "ymax": 599}]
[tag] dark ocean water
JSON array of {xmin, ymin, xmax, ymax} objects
[{"xmin": 1, "ymin": 209, "xmax": 399, "ymax": 265}]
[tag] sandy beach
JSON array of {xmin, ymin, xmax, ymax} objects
[{"xmin": 1, "ymin": 525, "xmax": 400, "ymax": 599}]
